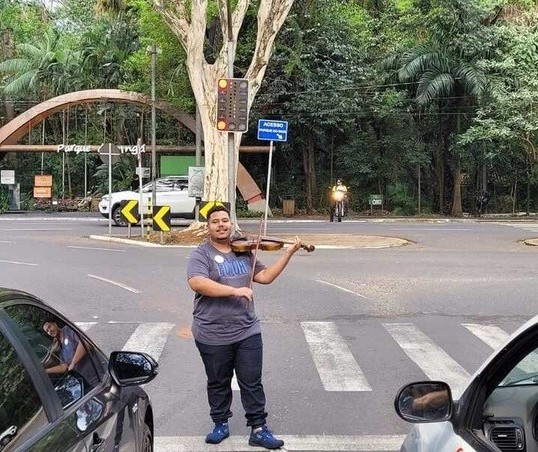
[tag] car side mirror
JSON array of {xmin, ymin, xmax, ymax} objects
[
  {"xmin": 395, "ymin": 381, "xmax": 452, "ymax": 423},
  {"xmin": 108, "ymin": 351, "xmax": 158, "ymax": 387}
]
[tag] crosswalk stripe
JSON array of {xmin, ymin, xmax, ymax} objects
[
  {"xmin": 464, "ymin": 323, "xmax": 538, "ymax": 375},
  {"xmin": 121, "ymin": 323, "xmax": 174, "ymax": 360},
  {"xmin": 462, "ymin": 323, "xmax": 509, "ymax": 350},
  {"xmin": 383, "ymin": 323, "xmax": 470, "ymax": 398},
  {"xmin": 155, "ymin": 434, "xmax": 405, "ymax": 451},
  {"xmin": 75, "ymin": 322, "xmax": 97, "ymax": 332},
  {"xmin": 232, "ymin": 370, "xmax": 239, "ymax": 391},
  {"xmin": 301, "ymin": 321, "xmax": 371, "ymax": 391}
]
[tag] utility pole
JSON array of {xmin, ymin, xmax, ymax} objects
[
  {"xmin": 226, "ymin": 0, "xmax": 236, "ymax": 225},
  {"xmin": 147, "ymin": 43, "xmax": 160, "ymax": 208}
]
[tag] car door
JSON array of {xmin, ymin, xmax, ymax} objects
[
  {"xmin": 172, "ymin": 179, "xmax": 194, "ymax": 214},
  {"xmin": 0, "ymin": 308, "xmax": 87, "ymax": 452},
  {"xmin": 2, "ymin": 301, "xmax": 140, "ymax": 451},
  {"xmin": 155, "ymin": 178, "xmax": 177, "ymax": 213},
  {"xmin": 450, "ymin": 321, "xmax": 538, "ymax": 451}
]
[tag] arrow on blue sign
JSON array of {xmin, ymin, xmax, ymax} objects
[{"xmin": 257, "ymin": 119, "xmax": 288, "ymax": 142}]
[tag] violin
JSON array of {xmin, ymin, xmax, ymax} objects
[{"xmin": 230, "ymin": 236, "xmax": 315, "ymax": 253}]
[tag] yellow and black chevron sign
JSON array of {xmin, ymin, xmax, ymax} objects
[
  {"xmin": 153, "ymin": 205, "xmax": 171, "ymax": 232},
  {"xmin": 120, "ymin": 200, "xmax": 140, "ymax": 224},
  {"xmin": 199, "ymin": 201, "xmax": 231, "ymax": 221}
]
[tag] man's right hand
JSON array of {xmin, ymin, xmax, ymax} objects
[{"xmin": 233, "ymin": 287, "xmax": 253, "ymax": 303}]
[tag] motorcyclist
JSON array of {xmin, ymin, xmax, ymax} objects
[{"xmin": 331, "ymin": 179, "xmax": 348, "ymax": 217}]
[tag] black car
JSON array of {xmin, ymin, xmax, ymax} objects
[{"xmin": 0, "ymin": 288, "xmax": 158, "ymax": 451}]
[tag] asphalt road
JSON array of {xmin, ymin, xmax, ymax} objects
[{"xmin": 1, "ymin": 212, "xmax": 538, "ymax": 451}]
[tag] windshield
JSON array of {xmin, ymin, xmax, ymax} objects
[{"xmin": 133, "ymin": 178, "xmax": 187, "ymax": 193}]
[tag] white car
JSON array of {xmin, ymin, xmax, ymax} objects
[
  {"xmin": 0, "ymin": 425, "xmax": 17, "ymax": 449},
  {"xmin": 98, "ymin": 176, "xmax": 195, "ymax": 226},
  {"xmin": 395, "ymin": 314, "xmax": 538, "ymax": 451}
]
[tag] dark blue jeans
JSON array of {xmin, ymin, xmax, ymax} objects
[{"xmin": 195, "ymin": 333, "xmax": 268, "ymax": 427}]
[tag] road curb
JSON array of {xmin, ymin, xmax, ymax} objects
[{"xmin": 89, "ymin": 234, "xmax": 409, "ymax": 249}]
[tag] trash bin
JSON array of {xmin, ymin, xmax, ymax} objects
[{"xmin": 283, "ymin": 199, "xmax": 295, "ymax": 217}]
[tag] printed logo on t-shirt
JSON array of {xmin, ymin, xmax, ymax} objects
[
  {"xmin": 214, "ymin": 255, "xmax": 224, "ymax": 264},
  {"xmin": 216, "ymin": 257, "xmax": 250, "ymax": 277}
]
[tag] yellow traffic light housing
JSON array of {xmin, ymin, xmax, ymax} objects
[{"xmin": 216, "ymin": 78, "xmax": 249, "ymax": 132}]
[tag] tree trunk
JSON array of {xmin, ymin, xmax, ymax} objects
[
  {"xmin": 302, "ymin": 132, "xmax": 315, "ymax": 213},
  {"xmin": 451, "ymin": 111, "xmax": 463, "ymax": 217},
  {"xmin": 153, "ymin": 0, "xmax": 295, "ymax": 215},
  {"xmin": 436, "ymin": 146, "xmax": 444, "ymax": 213},
  {"xmin": 451, "ymin": 154, "xmax": 463, "ymax": 217},
  {"xmin": 2, "ymin": 31, "xmax": 15, "ymax": 123}
]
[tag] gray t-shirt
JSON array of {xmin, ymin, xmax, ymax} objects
[{"xmin": 187, "ymin": 240, "xmax": 266, "ymax": 345}]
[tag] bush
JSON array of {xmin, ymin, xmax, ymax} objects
[{"xmin": 387, "ymin": 183, "xmax": 416, "ymax": 216}]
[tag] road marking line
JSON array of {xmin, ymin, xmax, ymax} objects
[
  {"xmin": 0, "ymin": 228, "xmax": 73, "ymax": 231},
  {"xmin": 388, "ymin": 228, "xmax": 472, "ymax": 231},
  {"xmin": 383, "ymin": 323, "xmax": 470, "ymax": 398},
  {"xmin": 301, "ymin": 321, "xmax": 371, "ymax": 391},
  {"xmin": 122, "ymin": 323, "xmax": 174, "ymax": 360},
  {"xmin": 68, "ymin": 245, "xmax": 125, "ymax": 252},
  {"xmin": 108, "ymin": 321, "xmax": 141, "ymax": 324},
  {"xmin": 75, "ymin": 322, "xmax": 97, "ymax": 332},
  {"xmin": 155, "ymin": 434, "xmax": 404, "ymax": 451},
  {"xmin": 464, "ymin": 323, "xmax": 538, "ymax": 374},
  {"xmin": 87, "ymin": 274, "xmax": 141, "ymax": 293},
  {"xmin": 0, "ymin": 259, "xmax": 39, "ymax": 266},
  {"xmin": 0, "ymin": 240, "xmax": 13, "ymax": 244},
  {"xmin": 462, "ymin": 324, "xmax": 508, "ymax": 350},
  {"xmin": 315, "ymin": 279, "xmax": 368, "ymax": 298},
  {"xmin": 232, "ymin": 370, "xmax": 239, "ymax": 391}
]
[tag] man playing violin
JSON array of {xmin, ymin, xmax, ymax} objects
[{"xmin": 187, "ymin": 205, "xmax": 303, "ymax": 449}]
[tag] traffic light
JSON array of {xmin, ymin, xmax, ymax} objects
[{"xmin": 216, "ymin": 78, "xmax": 249, "ymax": 132}]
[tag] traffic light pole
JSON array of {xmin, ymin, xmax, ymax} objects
[{"xmin": 226, "ymin": 0, "xmax": 237, "ymax": 226}]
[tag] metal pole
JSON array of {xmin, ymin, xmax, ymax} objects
[
  {"xmin": 138, "ymin": 138, "xmax": 145, "ymax": 238},
  {"xmin": 263, "ymin": 141, "xmax": 274, "ymax": 235},
  {"xmin": 195, "ymin": 105, "xmax": 202, "ymax": 222},
  {"xmin": 418, "ymin": 163, "xmax": 421, "ymax": 215},
  {"xmin": 108, "ymin": 143, "xmax": 112, "ymax": 237},
  {"xmin": 150, "ymin": 42, "xmax": 157, "ymax": 209},
  {"xmin": 226, "ymin": 0, "xmax": 236, "ymax": 225}
]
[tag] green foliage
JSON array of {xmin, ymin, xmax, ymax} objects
[
  {"xmin": 387, "ymin": 182, "xmax": 416, "ymax": 215},
  {"xmin": 2, "ymin": 0, "xmax": 538, "ymax": 218},
  {"xmin": 0, "ymin": 187, "xmax": 8, "ymax": 213}
]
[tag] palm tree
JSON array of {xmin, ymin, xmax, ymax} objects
[{"xmin": 397, "ymin": 42, "xmax": 486, "ymax": 216}]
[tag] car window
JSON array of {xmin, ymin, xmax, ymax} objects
[
  {"xmin": 156, "ymin": 180, "xmax": 174, "ymax": 192},
  {"xmin": 173, "ymin": 181, "xmax": 188, "ymax": 191},
  {"xmin": 4, "ymin": 304, "xmax": 103, "ymax": 409},
  {"xmin": 0, "ymin": 330, "xmax": 47, "ymax": 449},
  {"xmin": 498, "ymin": 346, "xmax": 538, "ymax": 387}
]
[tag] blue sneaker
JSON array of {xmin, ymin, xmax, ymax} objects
[
  {"xmin": 205, "ymin": 422, "xmax": 229, "ymax": 444},
  {"xmin": 248, "ymin": 425, "xmax": 284, "ymax": 449}
]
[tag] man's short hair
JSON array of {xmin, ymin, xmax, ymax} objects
[{"xmin": 207, "ymin": 204, "xmax": 230, "ymax": 220}]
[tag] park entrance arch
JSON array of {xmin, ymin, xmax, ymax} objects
[{"xmin": 0, "ymin": 89, "xmax": 265, "ymax": 209}]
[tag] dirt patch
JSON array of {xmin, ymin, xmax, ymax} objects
[{"xmin": 140, "ymin": 229, "xmax": 408, "ymax": 249}]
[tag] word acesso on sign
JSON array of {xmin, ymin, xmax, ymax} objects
[
  {"xmin": 258, "ymin": 121, "xmax": 286, "ymax": 132},
  {"xmin": 56, "ymin": 144, "xmax": 147, "ymax": 155}
]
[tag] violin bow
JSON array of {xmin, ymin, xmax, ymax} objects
[{"xmin": 249, "ymin": 216, "xmax": 264, "ymax": 289}]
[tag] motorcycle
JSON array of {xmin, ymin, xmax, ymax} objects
[{"xmin": 330, "ymin": 190, "xmax": 346, "ymax": 222}]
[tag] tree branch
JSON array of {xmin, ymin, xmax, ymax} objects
[
  {"xmin": 152, "ymin": 0, "xmax": 192, "ymax": 51},
  {"xmin": 245, "ymin": 0, "xmax": 294, "ymax": 102}
]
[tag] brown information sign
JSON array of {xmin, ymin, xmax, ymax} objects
[
  {"xmin": 35, "ymin": 175, "xmax": 53, "ymax": 187},
  {"xmin": 34, "ymin": 187, "xmax": 52, "ymax": 198}
]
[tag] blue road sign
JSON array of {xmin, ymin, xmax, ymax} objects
[{"xmin": 257, "ymin": 119, "xmax": 288, "ymax": 142}]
